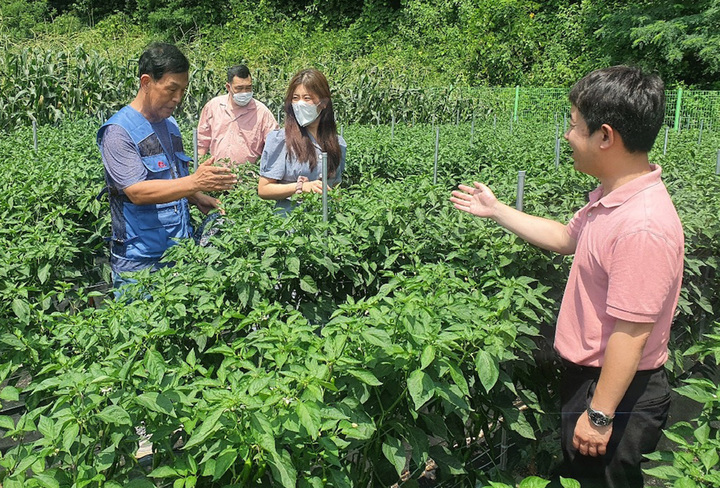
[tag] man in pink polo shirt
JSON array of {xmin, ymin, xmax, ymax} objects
[
  {"xmin": 197, "ymin": 65, "xmax": 278, "ymax": 167},
  {"xmin": 451, "ymin": 66, "xmax": 684, "ymax": 487}
]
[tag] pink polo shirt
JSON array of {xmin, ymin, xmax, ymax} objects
[
  {"xmin": 197, "ymin": 95, "xmax": 278, "ymax": 166},
  {"xmin": 554, "ymin": 165, "xmax": 684, "ymax": 370}
]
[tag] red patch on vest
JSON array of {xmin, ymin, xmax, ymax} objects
[{"xmin": 158, "ymin": 161, "xmax": 166, "ymax": 168}]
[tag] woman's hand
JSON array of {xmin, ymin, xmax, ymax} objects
[{"xmin": 301, "ymin": 179, "xmax": 324, "ymax": 193}]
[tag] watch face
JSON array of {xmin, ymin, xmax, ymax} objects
[{"xmin": 588, "ymin": 408, "xmax": 612, "ymax": 427}]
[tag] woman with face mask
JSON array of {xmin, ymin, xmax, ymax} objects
[{"xmin": 258, "ymin": 69, "xmax": 346, "ymax": 214}]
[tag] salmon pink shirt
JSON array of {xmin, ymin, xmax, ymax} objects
[
  {"xmin": 554, "ymin": 165, "xmax": 684, "ymax": 370},
  {"xmin": 197, "ymin": 94, "xmax": 278, "ymax": 166}
]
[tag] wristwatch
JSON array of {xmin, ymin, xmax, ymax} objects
[
  {"xmin": 295, "ymin": 176, "xmax": 308, "ymax": 194},
  {"xmin": 587, "ymin": 405, "xmax": 614, "ymax": 427}
]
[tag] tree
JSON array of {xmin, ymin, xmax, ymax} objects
[{"xmin": 589, "ymin": 0, "xmax": 720, "ymax": 88}]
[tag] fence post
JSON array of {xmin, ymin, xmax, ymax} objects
[
  {"xmin": 673, "ymin": 88, "xmax": 683, "ymax": 131},
  {"xmin": 433, "ymin": 126, "xmax": 440, "ymax": 184},
  {"xmin": 516, "ymin": 170, "xmax": 526, "ymax": 211},
  {"xmin": 470, "ymin": 112, "xmax": 475, "ymax": 144},
  {"xmin": 555, "ymin": 124, "xmax": 560, "ymax": 169},
  {"xmin": 33, "ymin": 120, "xmax": 38, "ymax": 152},
  {"xmin": 321, "ymin": 152, "xmax": 328, "ymax": 222},
  {"xmin": 698, "ymin": 120, "xmax": 704, "ymax": 145},
  {"xmin": 513, "ymin": 85, "xmax": 520, "ymax": 122}
]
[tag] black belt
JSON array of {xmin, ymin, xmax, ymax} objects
[{"xmin": 561, "ymin": 358, "xmax": 664, "ymax": 377}]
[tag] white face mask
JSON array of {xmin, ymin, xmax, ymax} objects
[
  {"xmin": 292, "ymin": 101, "xmax": 321, "ymax": 127},
  {"xmin": 232, "ymin": 91, "xmax": 253, "ymax": 107}
]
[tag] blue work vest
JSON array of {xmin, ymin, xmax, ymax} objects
[{"xmin": 97, "ymin": 106, "xmax": 193, "ymax": 270}]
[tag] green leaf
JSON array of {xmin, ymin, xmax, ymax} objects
[
  {"xmin": 62, "ymin": 422, "xmax": 80, "ymax": 452},
  {"xmin": 672, "ymin": 478, "xmax": 700, "ymax": 488},
  {"xmin": 37, "ymin": 262, "xmax": 52, "ymax": 284},
  {"xmin": 148, "ymin": 466, "xmax": 180, "ymax": 478},
  {"xmin": 361, "ymin": 328, "xmax": 393, "ymax": 348},
  {"xmin": 382, "ymin": 436, "xmax": 406, "ymax": 476},
  {"xmin": 38, "ymin": 415, "xmax": 57, "ymax": 441},
  {"xmin": 96, "ymin": 405, "xmax": 132, "ymax": 426},
  {"xmin": 0, "ymin": 385, "xmax": 20, "ymax": 402},
  {"xmin": 407, "ymin": 369, "xmax": 434, "ymax": 410},
  {"xmin": 674, "ymin": 384, "xmax": 716, "ymax": 403},
  {"xmin": 699, "ymin": 448, "xmax": 719, "ymax": 473},
  {"xmin": 12, "ymin": 298, "xmax": 30, "ymax": 324},
  {"xmin": 475, "ymin": 349, "xmax": 499, "ymax": 391},
  {"xmin": 184, "ymin": 408, "xmax": 225, "ymax": 450},
  {"xmin": 145, "ymin": 350, "xmax": 167, "ymax": 382},
  {"xmin": 135, "ymin": 392, "xmax": 175, "ymax": 416},
  {"xmin": 287, "ymin": 256, "xmax": 300, "ymax": 276},
  {"xmin": 0, "ymin": 415, "xmax": 15, "ymax": 430},
  {"xmin": 642, "ymin": 465, "xmax": 685, "ymax": 479},
  {"xmin": 694, "ymin": 422, "xmax": 710, "ymax": 444},
  {"xmin": 250, "ymin": 412, "xmax": 277, "ymax": 454},
  {"xmin": 346, "ymin": 369, "xmax": 382, "ymax": 386},
  {"xmin": 420, "ymin": 344, "xmax": 435, "ymax": 370},
  {"xmin": 297, "ymin": 400, "xmax": 321, "ymax": 439},
  {"xmin": 300, "ymin": 275, "xmax": 318, "ymax": 293},
  {"xmin": 268, "ymin": 449, "xmax": 297, "ymax": 488},
  {"xmin": 446, "ymin": 360, "xmax": 469, "ymax": 396},
  {"xmin": 518, "ymin": 476, "xmax": 551, "ymax": 488},
  {"xmin": 502, "ymin": 407, "xmax": 536, "ymax": 440},
  {"xmin": 559, "ymin": 477, "xmax": 581, "ymax": 488},
  {"xmin": 213, "ymin": 449, "xmax": 238, "ymax": 481},
  {"xmin": 33, "ymin": 472, "xmax": 61, "ymax": 488}
]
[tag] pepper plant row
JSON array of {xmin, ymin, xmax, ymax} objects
[{"xmin": 0, "ymin": 119, "xmax": 718, "ymax": 487}]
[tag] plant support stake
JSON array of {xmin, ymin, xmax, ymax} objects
[
  {"xmin": 663, "ymin": 127, "xmax": 669, "ymax": 155},
  {"xmin": 391, "ymin": 114, "xmax": 395, "ymax": 142},
  {"xmin": 716, "ymin": 149, "xmax": 720, "ymax": 175},
  {"xmin": 433, "ymin": 126, "xmax": 440, "ymax": 184},
  {"xmin": 193, "ymin": 129, "xmax": 199, "ymax": 171},
  {"xmin": 516, "ymin": 170, "xmax": 526, "ymax": 211},
  {"xmin": 555, "ymin": 123, "xmax": 560, "ymax": 169},
  {"xmin": 698, "ymin": 120, "xmax": 704, "ymax": 145},
  {"xmin": 470, "ymin": 112, "xmax": 475, "ymax": 144},
  {"xmin": 321, "ymin": 152, "xmax": 328, "ymax": 222},
  {"xmin": 33, "ymin": 120, "xmax": 38, "ymax": 152}
]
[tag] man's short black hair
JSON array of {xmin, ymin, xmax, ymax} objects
[
  {"xmin": 569, "ymin": 66, "xmax": 665, "ymax": 153},
  {"xmin": 138, "ymin": 42, "xmax": 189, "ymax": 81},
  {"xmin": 227, "ymin": 65, "xmax": 251, "ymax": 83}
]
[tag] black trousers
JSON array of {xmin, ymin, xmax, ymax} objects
[{"xmin": 558, "ymin": 361, "xmax": 670, "ymax": 488}]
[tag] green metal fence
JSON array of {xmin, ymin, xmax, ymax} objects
[{"xmin": 432, "ymin": 86, "xmax": 720, "ymax": 130}]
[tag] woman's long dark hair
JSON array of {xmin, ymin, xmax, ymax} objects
[{"xmin": 283, "ymin": 69, "xmax": 341, "ymax": 176}]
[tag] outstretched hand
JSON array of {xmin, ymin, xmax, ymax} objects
[
  {"xmin": 450, "ymin": 182, "xmax": 499, "ymax": 218},
  {"xmin": 192, "ymin": 157, "xmax": 238, "ymax": 192}
]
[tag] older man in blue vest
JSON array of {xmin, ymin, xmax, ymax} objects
[{"xmin": 98, "ymin": 43, "xmax": 237, "ymax": 295}]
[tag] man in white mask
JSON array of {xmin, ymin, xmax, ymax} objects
[{"xmin": 197, "ymin": 64, "xmax": 278, "ymax": 167}]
